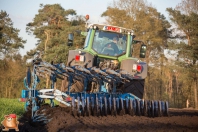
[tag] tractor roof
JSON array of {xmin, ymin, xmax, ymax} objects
[{"xmin": 88, "ymin": 23, "xmax": 133, "ymax": 34}]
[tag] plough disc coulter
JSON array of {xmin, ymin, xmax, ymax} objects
[{"xmin": 38, "ymin": 89, "xmax": 169, "ymax": 117}]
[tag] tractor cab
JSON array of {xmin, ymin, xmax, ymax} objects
[
  {"xmin": 84, "ymin": 24, "xmax": 128, "ymax": 57},
  {"xmin": 67, "ymin": 24, "xmax": 147, "ymax": 71}
]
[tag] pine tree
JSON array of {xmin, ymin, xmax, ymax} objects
[
  {"xmin": 0, "ymin": 10, "xmax": 26, "ymax": 58},
  {"xmin": 166, "ymin": 6, "xmax": 198, "ymax": 108},
  {"xmin": 26, "ymin": 4, "xmax": 86, "ymax": 63}
]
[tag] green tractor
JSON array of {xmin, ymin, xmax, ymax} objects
[{"xmin": 65, "ymin": 23, "xmax": 147, "ymax": 99}]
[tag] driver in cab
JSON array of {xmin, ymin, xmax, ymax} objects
[{"xmin": 102, "ymin": 37, "xmax": 119, "ymax": 55}]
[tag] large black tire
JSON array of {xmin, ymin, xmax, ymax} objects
[{"xmin": 123, "ymin": 79, "xmax": 145, "ymax": 99}]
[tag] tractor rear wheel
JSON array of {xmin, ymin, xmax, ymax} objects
[{"xmin": 123, "ymin": 79, "xmax": 145, "ymax": 99}]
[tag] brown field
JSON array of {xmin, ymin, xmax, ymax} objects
[{"xmin": 2, "ymin": 106, "xmax": 197, "ymax": 132}]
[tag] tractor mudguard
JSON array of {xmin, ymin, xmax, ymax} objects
[
  {"xmin": 67, "ymin": 50, "xmax": 96, "ymax": 68},
  {"xmin": 120, "ymin": 59, "xmax": 147, "ymax": 79}
]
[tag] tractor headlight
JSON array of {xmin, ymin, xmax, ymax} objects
[{"xmin": 93, "ymin": 25, "xmax": 98, "ymax": 30}]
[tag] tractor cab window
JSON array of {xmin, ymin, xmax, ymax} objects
[{"xmin": 92, "ymin": 30, "xmax": 127, "ymax": 56}]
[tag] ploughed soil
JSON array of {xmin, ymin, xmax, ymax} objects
[{"xmin": 1, "ymin": 105, "xmax": 198, "ymax": 132}]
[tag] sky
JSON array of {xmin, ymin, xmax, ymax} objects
[{"xmin": 0, "ymin": 0, "xmax": 181, "ymax": 56}]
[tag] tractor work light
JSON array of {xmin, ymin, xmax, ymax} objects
[
  {"xmin": 131, "ymin": 30, "xmax": 134, "ymax": 35},
  {"xmin": 128, "ymin": 31, "xmax": 134, "ymax": 35},
  {"xmin": 93, "ymin": 25, "xmax": 98, "ymax": 30}
]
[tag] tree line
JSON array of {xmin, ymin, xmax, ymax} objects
[{"xmin": 0, "ymin": 0, "xmax": 197, "ymax": 108}]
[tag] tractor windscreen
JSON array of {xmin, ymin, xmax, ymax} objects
[{"xmin": 92, "ymin": 30, "xmax": 127, "ymax": 56}]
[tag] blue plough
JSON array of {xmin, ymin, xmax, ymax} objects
[{"xmin": 21, "ymin": 57, "xmax": 169, "ymax": 124}]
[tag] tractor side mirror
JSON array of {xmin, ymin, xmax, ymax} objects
[
  {"xmin": 68, "ymin": 33, "xmax": 74, "ymax": 46},
  {"xmin": 140, "ymin": 44, "xmax": 147, "ymax": 58}
]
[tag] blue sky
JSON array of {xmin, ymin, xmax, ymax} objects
[{"xmin": 0, "ymin": 0, "xmax": 181, "ymax": 56}]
